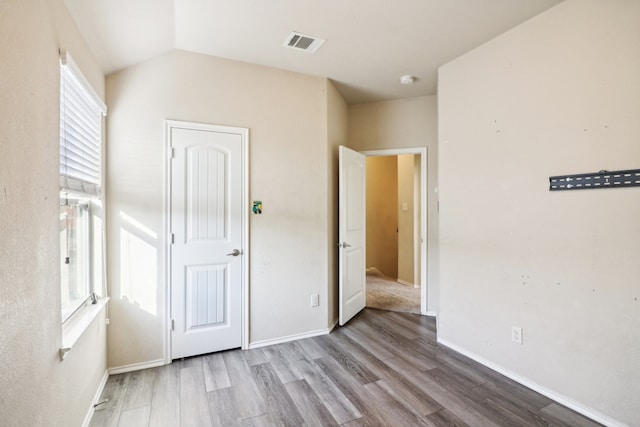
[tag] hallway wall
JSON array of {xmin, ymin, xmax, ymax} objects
[
  {"xmin": 397, "ymin": 154, "xmax": 416, "ymax": 285},
  {"xmin": 365, "ymin": 156, "xmax": 398, "ymax": 278}
]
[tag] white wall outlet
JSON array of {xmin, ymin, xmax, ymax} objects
[
  {"xmin": 311, "ymin": 293, "xmax": 320, "ymax": 307},
  {"xmin": 512, "ymin": 326, "xmax": 523, "ymax": 344}
]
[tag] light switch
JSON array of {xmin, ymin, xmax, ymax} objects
[{"xmin": 401, "ymin": 202, "xmax": 409, "ymax": 211}]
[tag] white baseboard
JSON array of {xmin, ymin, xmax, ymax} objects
[
  {"xmin": 437, "ymin": 338, "xmax": 626, "ymax": 427},
  {"xmin": 82, "ymin": 369, "xmax": 109, "ymax": 427},
  {"xmin": 425, "ymin": 310, "xmax": 437, "ymax": 317},
  {"xmin": 249, "ymin": 324, "xmax": 335, "ymax": 349},
  {"xmin": 108, "ymin": 358, "xmax": 166, "ymax": 375}
]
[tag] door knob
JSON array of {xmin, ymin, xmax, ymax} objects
[
  {"xmin": 338, "ymin": 242, "xmax": 352, "ymax": 248},
  {"xmin": 226, "ymin": 249, "xmax": 242, "ymax": 256}
]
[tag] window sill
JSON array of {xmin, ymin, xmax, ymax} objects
[{"xmin": 60, "ymin": 297, "xmax": 109, "ymax": 361}]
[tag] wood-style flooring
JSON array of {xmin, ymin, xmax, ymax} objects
[{"xmin": 90, "ymin": 309, "xmax": 602, "ymax": 427}]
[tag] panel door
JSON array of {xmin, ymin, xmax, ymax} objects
[
  {"xmin": 339, "ymin": 146, "xmax": 366, "ymax": 325},
  {"xmin": 170, "ymin": 124, "xmax": 245, "ymax": 359}
]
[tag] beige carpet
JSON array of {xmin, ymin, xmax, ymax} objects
[{"xmin": 366, "ymin": 271, "xmax": 421, "ymax": 314}]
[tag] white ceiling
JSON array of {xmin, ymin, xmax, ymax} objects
[{"xmin": 63, "ymin": 0, "xmax": 563, "ymax": 104}]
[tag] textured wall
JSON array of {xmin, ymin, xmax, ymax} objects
[
  {"xmin": 366, "ymin": 156, "xmax": 399, "ymax": 278},
  {"xmin": 0, "ymin": 0, "xmax": 107, "ymax": 426},
  {"xmin": 438, "ymin": 0, "xmax": 640, "ymax": 424},
  {"xmin": 397, "ymin": 154, "xmax": 415, "ymax": 284}
]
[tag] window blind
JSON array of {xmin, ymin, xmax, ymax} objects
[{"xmin": 59, "ymin": 51, "xmax": 106, "ymax": 196}]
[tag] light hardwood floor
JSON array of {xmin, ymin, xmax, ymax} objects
[{"xmin": 90, "ymin": 309, "xmax": 602, "ymax": 427}]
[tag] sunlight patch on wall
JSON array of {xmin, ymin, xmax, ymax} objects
[{"xmin": 119, "ymin": 211, "xmax": 158, "ymax": 316}]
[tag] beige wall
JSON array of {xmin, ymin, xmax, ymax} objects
[
  {"xmin": 438, "ymin": 0, "xmax": 640, "ymax": 424},
  {"xmin": 326, "ymin": 81, "xmax": 348, "ymax": 325},
  {"xmin": 349, "ymin": 96, "xmax": 438, "ymax": 311},
  {"xmin": 106, "ymin": 50, "xmax": 337, "ymax": 367},
  {"xmin": 0, "ymin": 1, "xmax": 107, "ymax": 426},
  {"xmin": 366, "ymin": 157, "xmax": 398, "ymax": 278},
  {"xmin": 397, "ymin": 154, "xmax": 415, "ymax": 284},
  {"xmin": 413, "ymin": 155, "xmax": 422, "ymax": 288}
]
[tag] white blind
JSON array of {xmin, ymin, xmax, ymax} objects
[{"xmin": 59, "ymin": 52, "xmax": 106, "ymax": 196}]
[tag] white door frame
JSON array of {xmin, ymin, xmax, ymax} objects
[
  {"xmin": 360, "ymin": 147, "xmax": 428, "ymax": 314},
  {"xmin": 163, "ymin": 120, "xmax": 250, "ymax": 363}
]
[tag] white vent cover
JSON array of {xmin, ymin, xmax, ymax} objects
[{"xmin": 283, "ymin": 32, "xmax": 326, "ymax": 53}]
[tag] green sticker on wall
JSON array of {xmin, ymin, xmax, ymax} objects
[{"xmin": 252, "ymin": 201, "xmax": 262, "ymax": 214}]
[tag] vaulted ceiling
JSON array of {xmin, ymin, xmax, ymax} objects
[{"xmin": 63, "ymin": 0, "xmax": 563, "ymax": 104}]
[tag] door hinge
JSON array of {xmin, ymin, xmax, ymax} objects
[
  {"xmin": 170, "ymin": 147, "xmax": 175, "ymax": 159},
  {"xmin": 171, "ymin": 233, "xmax": 175, "ymax": 244},
  {"xmin": 171, "ymin": 319, "xmax": 175, "ymax": 331}
]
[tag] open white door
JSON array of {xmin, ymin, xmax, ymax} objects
[
  {"xmin": 339, "ymin": 146, "xmax": 366, "ymax": 325},
  {"xmin": 169, "ymin": 122, "xmax": 247, "ymax": 359}
]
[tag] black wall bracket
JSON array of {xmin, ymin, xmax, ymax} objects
[{"xmin": 549, "ymin": 169, "xmax": 640, "ymax": 191}]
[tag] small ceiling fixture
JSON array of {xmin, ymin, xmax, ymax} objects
[
  {"xmin": 283, "ymin": 31, "xmax": 326, "ymax": 53},
  {"xmin": 400, "ymin": 75, "xmax": 417, "ymax": 85}
]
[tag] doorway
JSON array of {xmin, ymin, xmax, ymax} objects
[
  {"xmin": 165, "ymin": 121, "xmax": 249, "ymax": 360},
  {"xmin": 362, "ymin": 148, "xmax": 427, "ymax": 314}
]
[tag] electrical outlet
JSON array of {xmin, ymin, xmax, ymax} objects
[
  {"xmin": 512, "ymin": 326, "xmax": 523, "ymax": 345},
  {"xmin": 311, "ymin": 293, "xmax": 320, "ymax": 307}
]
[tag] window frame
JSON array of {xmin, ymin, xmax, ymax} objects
[
  {"xmin": 59, "ymin": 50, "xmax": 107, "ymax": 325},
  {"xmin": 60, "ymin": 195, "xmax": 92, "ymax": 322}
]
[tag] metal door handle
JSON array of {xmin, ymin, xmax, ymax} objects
[
  {"xmin": 226, "ymin": 249, "xmax": 242, "ymax": 256},
  {"xmin": 338, "ymin": 242, "xmax": 352, "ymax": 248}
]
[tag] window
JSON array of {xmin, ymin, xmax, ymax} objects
[
  {"xmin": 59, "ymin": 51, "xmax": 106, "ymax": 322},
  {"xmin": 60, "ymin": 200, "xmax": 90, "ymax": 320}
]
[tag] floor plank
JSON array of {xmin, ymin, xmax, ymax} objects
[
  {"xmin": 344, "ymin": 321, "xmax": 439, "ymax": 372},
  {"xmin": 373, "ymin": 376, "xmax": 442, "ymax": 418},
  {"xmin": 314, "ymin": 355, "xmax": 397, "ymax": 425},
  {"xmin": 116, "ymin": 406, "xmax": 150, "ymax": 427},
  {"xmin": 250, "ymin": 363, "xmax": 305, "ymax": 426},
  {"xmin": 90, "ymin": 308, "xmax": 603, "ymax": 427},
  {"xmin": 239, "ymin": 413, "xmax": 281, "ymax": 427},
  {"xmin": 295, "ymin": 336, "xmax": 330, "ymax": 360},
  {"xmin": 222, "ymin": 350, "xmax": 268, "ymax": 419},
  {"xmin": 207, "ymin": 386, "xmax": 243, "ymax": 427},
  {"xmin": 284, "ymin": 379, "xmax": 340, "ymax": 426},
  {"xmin": 293, "ymin": 357, "xmax": 362, "ymax": 424},
  {"xmin": 317, "ymin": 334, "xmax": 380, "ymax": 384},
  {"xmin": 148, "ymin": 363, "xmax": 180, "ymax": 427},
  {"xmin": 203, "ymin": 353, "xmax": 231, "ymax": 392},
  {"xmin": 89, "ymin": 373, "xmax": 130, "ymax": 427},
  {"xmin": 363, "ymin": 380, "xmax": 427, "ymax": 426},
  {"xmin": 180, "ymin": 366, "xmax": 212, "ymax": 427},
  {"xmin": 541, "ymin": 403, "xmax": 604, "ymax": 427},
  {"xmin": 423, "ymin": 408, "xmax": 471, "ymax": 427},
  {"xmin": 261, "ymin": 343, "xmax": 304, "ymax": 384},
  {"xmin": 122, "ymin": 368, "xmax": 156, "ymax": 410}
]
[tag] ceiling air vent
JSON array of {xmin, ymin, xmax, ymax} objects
[{"xmin": 283, "ymin": 32, "xmax": 326, "ymax": 53}]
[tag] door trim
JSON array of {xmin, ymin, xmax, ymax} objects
[
  {"xmin": 164, "ymin": 120, "xmax": 249, "ymax": 363},
  {"xmin": 360, "ymin": 147, "xmax": 428, "ymax": 315}
]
